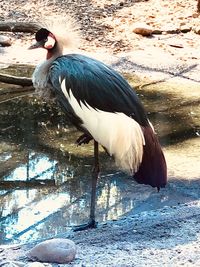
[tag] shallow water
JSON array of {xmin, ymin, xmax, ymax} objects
[{"xmin": 0, "ymin": 65, "xmax": 199, "ymax": 244}]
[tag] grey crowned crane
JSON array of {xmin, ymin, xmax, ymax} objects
[{"xmin": 29, "ymin": 21, "xmax": 167, "ymax": 230}]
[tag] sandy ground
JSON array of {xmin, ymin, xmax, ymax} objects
[
  {"xmin": 0, "ymin": 0, "xmax": 200, "ymax": 266},
  {"xmin": 0, "ymin": 200, "xmax": 200, "ymax": 266}
]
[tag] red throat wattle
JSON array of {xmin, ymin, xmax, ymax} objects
[{"xmin": 46, "ymin": 51, "xmax": 53, "ymax": 60}]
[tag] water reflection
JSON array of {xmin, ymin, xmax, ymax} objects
[
  {"xmin": 5, "ymin": 152, "xmax": 57, "ymax": 181},
  {"xmin": 0, "ymin": 148, "xmax": 137, "ymax": 244},
  {"xmin": 0, "ymin": 66, "xmax": 199, "ymax": 245}
]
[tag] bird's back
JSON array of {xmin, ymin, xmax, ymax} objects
[{"xmin": 49, "ymin": 54, "xmax": 149, "ymax": 125}]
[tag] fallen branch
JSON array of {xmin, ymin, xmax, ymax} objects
[
  {"xmin": 0, "ymin": 73, "xmax": 33, "ymax": 86},
  {"xmin": 133, "ymin": 27, "xmax": 192, "ymax": 36},
  {"xmin": 0, "ymin": 21, "xmax": 39, "ymax": 33},
  {"xmin": 0, "ymin": 85, "xmax": 34, "ymax": 95},
  {"xmin": 152, "ymin": 28, "xmax": 191, "ymax": 34}
]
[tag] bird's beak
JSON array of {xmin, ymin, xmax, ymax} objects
[{"xmin": 28, "ymin": 41, "xmax": 44, "ymax": 49}]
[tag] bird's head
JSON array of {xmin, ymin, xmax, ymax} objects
[
  {"xmin": 29, "ymin": 28, "xmax": 56, "ymax": 51},
  {"xmin": 29, "ymin": 16, "xmax": 80, "ymax": 60}
]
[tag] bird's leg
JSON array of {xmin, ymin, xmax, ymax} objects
[
  {"xmin": 73, "ymin": 140, "xmax": 99, "ymax": 231},
  {"xmin": 76, "ymin": 133, "xmax": 93, "ymax": 146},
  {"xmin": 89, "ymin": 140, "xmax": 99, "ymax": 226}
]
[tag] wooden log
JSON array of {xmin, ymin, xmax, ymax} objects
[
  {"xmin": 0, "ymin": 21, "xmax": 40, "ymax": 33},
  {"xmin": 0, "ymin": 73, "xmax": 33, "ymax": 86},
  {"xmin": 0, "ymin": 85, "xmax": 34, "ymax": 96}
]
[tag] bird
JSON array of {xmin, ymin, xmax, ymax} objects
[{"xmin": 29, "ymin": 18, "xmax": 167, "ymax": 230}]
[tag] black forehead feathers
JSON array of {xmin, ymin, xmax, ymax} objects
[{"xmin": 35, "ymin": 28, "xmax": 51, "ymax": 41}]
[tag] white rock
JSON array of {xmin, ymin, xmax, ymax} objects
[
  {"xmin": 26, "ymin": 238, "xmax": 76, "ymax": 264},
  {"xmin": 0, "ymin": 35, "xmax": 12, "ymax": 47}
]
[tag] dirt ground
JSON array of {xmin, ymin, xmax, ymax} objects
[
  {"xmin": 0, "ymin": 0, "xmax": 200, "ymax": 266},
  {"xmin": 1, "ymin": 0, "xmax": 200, "ymax": 65}
]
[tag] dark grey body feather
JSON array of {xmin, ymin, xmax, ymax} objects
[{"xmin": 48, "ymin": 54, "xmax": 149, "ymax": 127}]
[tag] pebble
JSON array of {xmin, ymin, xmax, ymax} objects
[
  {"xmin": 26, "ymin": 238, "xmax": 76, "ymax": 264},
  {"xmin": 0, "ymin": 35, "xmax": 12, "ymax": 47},
  {"xmin": 132, "ymin": 27, "xmax": 153, "ymax": 36}
]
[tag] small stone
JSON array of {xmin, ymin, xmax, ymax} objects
[
  {"xmin": 132, "ymin": 27, "xmax": 153, "ymax": 36},
  {"xmin": 26, "ymin": 238, "xmax": 76, "ymax": 264},
  {"xmin": 0, "ymin": 35, "xmax": 12, "ymax": 47}
]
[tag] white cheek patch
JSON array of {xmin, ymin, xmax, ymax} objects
[{"xmin": 44, "ymin": 36, "xmax": 56, "ymax": 49}]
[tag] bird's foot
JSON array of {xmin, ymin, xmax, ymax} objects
[
  {"xmin": 72, "ymin": 219, "xmax": 98, "ymax": 232},
  {"xmin": 76, "ymin": 134, "xmax": 93, "ymax": 146}
]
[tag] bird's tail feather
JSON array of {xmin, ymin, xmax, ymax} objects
[{"xmin": 134, "ymin": 126, "xmax": 167, "ymax": 189}]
